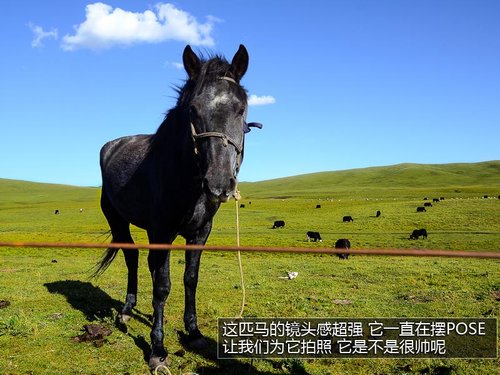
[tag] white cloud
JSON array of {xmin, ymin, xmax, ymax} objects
[
  {"xmin": 248, "ymin": 94, "xmax": 276, "ymax": 106},
  {"xmin": 62, "ymin": 2, "xmax": 217, "ymax": 51},
  {"xmin": 29, "ymin": 23, "xmax": 58, "ymax": 48},
  {"xmin": 165, "ymin": 61, "xmax": 184, "ymax": 70}
]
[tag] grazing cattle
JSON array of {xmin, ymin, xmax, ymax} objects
[
  {"xmin": 440, "ymin": 197, "xmax": 445, "ymax": 200},
  {"xmin": 80, "ymin": 208, "xmax": 84, "ymax": 213},
  {"xmin": 239, "ymin": 204, "xmax": 245, "ymax": 208},
  {"xmin": 343, "ymin": 215, "xmax": 354, "ymax": 222},
  {"xmin": 376, "ymin": 210, "xmax": 381, "ymax": 217},
  {"xmin": 432, "ymin": 198, "xmax": 439, "ymax": 203},
  {"xmin": 272, "ymin": 220, "xmax": 285, "ymax": 229},
  {"xmin": 334, "ymin": 238, "xmax": 351, "ymax": 259},
  {"xmin": 423, "ymin": 197, "xmax": 428, "ymax": 201},
  {"xmin": 483, "ymin": 195, "xmax": 488, "ymax": 199},
  {"xmin": 416, "ymin": 207, "xmax": 426, "ymax": 212},
  {"xmin": 316, "ymin": 204, "xmax": 321, "ymax": 209},
  {"xmin": 94, "ymin": 45, "xmax": 255, "ymax": 369},
  {"xmin": 424, "ymin": 202, "xmax": 432, "ymax": 207},
  {"xmin": 54, "ymin": 210, "xmax": 59, "ymax": 215},
  {"xmin": 410, "ymin": 228, "xmax": 428, "ymax": 240},
  {"xmin": 306, "ymin": 231, "xmax": 322, "ymax": 242},
  {"xmin": 498, "ymin": 195, "xmax": 500, "ymax": 200}
]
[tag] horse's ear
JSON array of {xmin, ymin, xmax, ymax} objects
[
  {"xmin": 230, "ymin": 44, "xmax": 249, "ymax": 82},
  {"xmin": 183, "ymin": 45, "xmax": 201, "ymax": 80}
]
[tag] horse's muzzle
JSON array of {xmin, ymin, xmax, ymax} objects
[{"xmin": 203, "ymin": 177, "xmax": 236, "ymax": 203}]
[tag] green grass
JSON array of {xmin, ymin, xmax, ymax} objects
[{"xmin": 0, "ymin": 162, "xmax": 499, "ymax": 374}]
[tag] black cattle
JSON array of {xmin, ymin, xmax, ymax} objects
[
  {"xmin": 239, "ymin": 204, "xmax": 245, "ymax": 208},
  {"xmin": 416, "ymin": 207, "xmax": 426, "ymax": 212},
  {"xmin": 334, "ymin": 238, "xmax": 351, "ymax": 259},
  {"xmin": 424, "ymin": 202, "xmax": 432, "ymax": 207},
  {"xmin": 423, "ymin": 197, "xmax": 428, "ymax": 201},
  {"xmin": 54, "ymin": 210, "xmax": 59, "ymax": 215},
  {"xmin": 343, "ymin": 215, "xmax": 354, "ymax": 222},
  {"xmin": 376, "ymin": 210, "xmax": 381, "ymax": 217},
  {"xmin": 483, "ymin": 195, "xmax": 488, "ymax": 199},
  {"xmin": 498, "ymin": 195, "xmax": 500, "ymax": 200},
  {"xmin": 432, "ymin": 198, "xmax": 439, "ymax": 203},
  {"xmin": 410, "ymin": 228, "xmax": 428, "ymax": 240},
  {"xmin": 272, "ymin": 220, "xmax": 285, "ymax": 229},
  {"xmin": 440, "ymin": 197, "xmax": 445, "ymax": 200},
  {"xmin": 316, "ymin": 204, "xmax": 321, "ymax": 209},
  {"xmin": 306, "ymin": 231, "xmax": 322, "ymax": 242}
]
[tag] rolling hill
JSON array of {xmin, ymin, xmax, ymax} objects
[
  {"xmin": 0, "ymin": 178, "xmax": 99, "ymax": 210},
  {"xmin": 1, "ymin": 161, "xmax": 499, "ymax": 202},
  {"xmin": 238, "ymin": 161, "xmax": 500, "ymax": 199}
]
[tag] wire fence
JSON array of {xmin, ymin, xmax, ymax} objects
[{"xmin": 0, "ymin": 241, "xmax": 499, "ymax": 259}]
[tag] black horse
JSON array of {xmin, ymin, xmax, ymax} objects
[{"xmin": 94, "ymin": 45, "xmax": 254, "ymax": 370}]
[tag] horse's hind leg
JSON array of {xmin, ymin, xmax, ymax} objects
[
  {"xmin": 101, "ymin": 192, "xmax": 138, "ymax": 322},
  {"xmin": 120, "ymin": 244, "xmax": 139, "ymax": 322}
]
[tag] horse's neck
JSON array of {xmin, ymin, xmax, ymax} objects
[{"xmin": 153, "ymin": 111, "xmax": 199, "ymax": 181}]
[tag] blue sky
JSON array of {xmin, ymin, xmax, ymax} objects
[{"xmin": 1, "ymin": 1, "xmax": 499, "ymax": 187}]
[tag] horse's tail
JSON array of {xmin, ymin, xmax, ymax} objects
[{"xmin": 90, "ymin": 245, "xmax": 119, "ymax": 279}]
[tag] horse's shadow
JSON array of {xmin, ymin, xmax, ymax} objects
[
  {"xmin": 44, "ymin": 280, "xmax": 152, "ymax": 362},
  {"xmin": 45, "ymin": 280, "xmax": 122, "ymax": 321},
  {"xmin": 45, "ymin": 280, "xmax": 277, "ymax": 374},
  {"xmin": 177, "ymin": 331, "xmax": 282, "ymax": 375}
]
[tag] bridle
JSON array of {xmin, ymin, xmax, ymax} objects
[
  {"xmin": 190, "ymin": 76, "xmax": 245, "ymax": 168},
  {"xmin": 190, "ymin": 123, "xmax": 243, "ymax": 155}
]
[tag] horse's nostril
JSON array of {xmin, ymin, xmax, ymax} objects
[{"xmin": 203, "ymin": 177, "xmax": 236, "ymax": 202}]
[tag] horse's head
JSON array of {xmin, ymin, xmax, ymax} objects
[{"xmin": 183, "ymin": 45, "xmax": 249, "ymax": 202}]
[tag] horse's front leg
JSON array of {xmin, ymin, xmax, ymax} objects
[
  {"xmin": 147, "ymin": 243, "xmax": 172, "ymax": 370},
  {"xmin": 183, "ymin": 221, "xmax": 212, "ymax": 350}
]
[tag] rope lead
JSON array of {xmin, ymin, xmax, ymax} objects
[{"xmin": 234, "ymin": 187, "xmax": 246, "ymax": 318}]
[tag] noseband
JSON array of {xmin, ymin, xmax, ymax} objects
[
  {"xmin": 191, "ymin": 123, "xmax": 243, "ymax": 155},
  {"xmin": 190, "ymin": 76, "xmax": 244, "ymax": 159}
]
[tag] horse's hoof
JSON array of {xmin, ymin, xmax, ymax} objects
[
  {"xmin": 119, "ymin": 313, "xmax": 132, "ymax": 323},
  {"xmin": 148, "ymin": 354, "xmax": 170, "ymax": 371}
]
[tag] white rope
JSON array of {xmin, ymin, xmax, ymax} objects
[
  {"xmin": 234, "ymin": 188, "xmax": 246, "ymax": 318},
  {"xmin": 154, "ymin": 365, "xmax": 172, "ymax": 375}
]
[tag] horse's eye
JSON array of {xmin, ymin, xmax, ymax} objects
[
  {"xmin": 189, "ymin": 106, "xmax": 200, "ymax": 121},
  {"xmin": 237, "ymin": 108, "xmax": 245, "ymax": 116}
]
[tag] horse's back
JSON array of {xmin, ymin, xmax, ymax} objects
[
  {"xmin": 101, "ymin": 134, "xmax": 153, "ymax": 184},
  {"xmin": 100, "ymin": 134, "xmax": 154, "ymax": 228}
]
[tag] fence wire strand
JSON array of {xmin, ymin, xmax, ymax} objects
[{"xmin": 0, "ymin": 241, "xmax": 498, "ymax": 259}]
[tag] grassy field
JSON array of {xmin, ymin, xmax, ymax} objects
[{"xmin": 0, "ymin": 161, "xmax": 499, "ymax": 374}]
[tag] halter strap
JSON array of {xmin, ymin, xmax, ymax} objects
[
  {"xmin": 191, "ymin": 123, "xmax": 243, "ymax": 155},
  {"xmin": 190, "ymin": 76, "xmax": 244, "ymax": 169},
  {"xmin": 218, "ymin": 76, "xmax": 238, "ymax": 85}
]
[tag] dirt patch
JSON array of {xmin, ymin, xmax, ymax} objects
[
  {"xmin": 491, "ymin": 290, "xmax": 500, "ymax": 301},
  {"xmin": 72, "ymin": 324, "xmax": 112, "ymax": 347},
  {"xmin": 48, "ymin": 313, "xmax": 64, "ymax": 320},
  {"xmin": 333, "ymin": 299, "xmax": 353, "ymax": 305}
]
